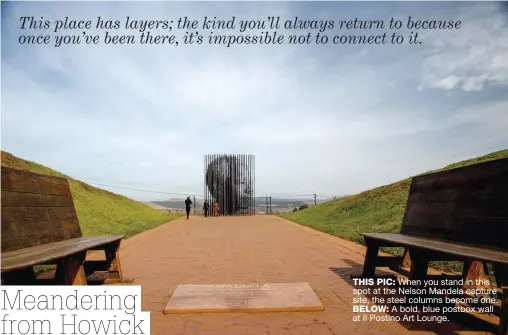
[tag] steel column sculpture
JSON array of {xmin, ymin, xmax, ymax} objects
[{"xmin": 204, "ymin": 154, "xmax": 255, "ymax": 216}]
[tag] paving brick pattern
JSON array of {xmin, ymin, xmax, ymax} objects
[{"xmin": 118, "ymin": 215, "xmax": 493, "ymax": 335}]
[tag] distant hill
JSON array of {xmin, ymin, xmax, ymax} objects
[
  {"xmin": 256, "ymin": 197, "xmax": 334, "ymax": 210},
  {"xmin": 153, "ymin": 199, "xmax": 202, "ymax": 209},
  {"xmin": 152, "ymin": 197, "xmax": 330, "ymax": 210},
  {"xmin": 142, "ymin": 201, "xmax": 174, "ymax": 211},
  {"xmin": 152, "ymin": 196, "xmax": 335, "ymax": 210},
  {"xmin": 1, "ymin": 151, "xmax": 182, "ymax": 237},
  {"xmin": 256, "ymin": 197, "xmax": 307, "ymax": 207}
]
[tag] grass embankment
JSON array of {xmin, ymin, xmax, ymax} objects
[
  {"xmin": 281, "ymin": 149, "xmax": 508, "ymax": 273},
  {"xmin": 1, "ymin": 151, "xmax": 183, "ymax": 238}
]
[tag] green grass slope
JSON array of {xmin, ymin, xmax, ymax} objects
[
  {"xmin": 1, "ymin": 151, "xmax": 183, "ymax": 238},
  {"xmin": 282, "ymin": 149, "xmax": 508, "ymax": 245}
]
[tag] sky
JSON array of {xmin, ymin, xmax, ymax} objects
[{"xmin": 1, "ymin": 1, "xmax": 508, "ymax": 201}]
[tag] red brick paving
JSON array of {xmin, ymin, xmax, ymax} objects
[{"xmin": 117, "ymin": 215, "xmax": 494, "ymax": 335}]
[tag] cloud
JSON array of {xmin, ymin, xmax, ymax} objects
[
  {"xmin": 1, "ymin": 2, "xmax": 507, "ymax": 201},
  {"xmin": 419, "ymin": 2, "xmax": 508, "ymax": 91}
]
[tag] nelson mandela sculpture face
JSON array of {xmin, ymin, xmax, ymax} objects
[{"xmin": 205, "ymin": 155, "xmax": 253, "ymax": 214}]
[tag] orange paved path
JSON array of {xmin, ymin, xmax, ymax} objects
[{"xmin": 118, "ymin": 215, "xmax": 492, "ymax": 335}]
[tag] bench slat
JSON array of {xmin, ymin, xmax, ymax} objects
[
  {"xmin": 1, "ymin": 170, "xmax": 70, "ymax": 195},
  {"xmin": 362, "ymin": 232, "xmax": 508, "ymax": 265},
  {"xmin": 1, "ymin": 235, "xmax": 124, "ymax": 271},
  {"xmin": 1, "ymin": 191, "xmax": 75, "ymax": 207}
]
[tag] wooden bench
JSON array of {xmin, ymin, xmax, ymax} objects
[
  {"xmin": 360, "ymin": 158, "xmax": 508, "ymax": 335},
  {"xmin": 1, "ymin": 167, "xmax": 133, "ymax": 285}
]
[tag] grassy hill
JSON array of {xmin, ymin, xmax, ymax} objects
[
  {"xmin": 281, "ymin": 149, "xmax": 508, "ymax": 271},
  {"xmin": 1, "ymin": 151, "xmax": 183, "ymax": 238}
]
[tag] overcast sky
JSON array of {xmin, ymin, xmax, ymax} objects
[{"xmin": 1, "ymin": 1, "xmax": 507, "ymax": 201}]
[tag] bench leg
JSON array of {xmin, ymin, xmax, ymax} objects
[
  {"xmin": 361, "ymin": 240, "xmax": 379, "ymax": 278},
  {"xmin": 462, "ymin": 259, "xmax": 472, "ymax": 279},
  {"xmin": 493, "ymin": 264, "xmax": 508, "ymax": 335},
  {"xmin": 85, "ymin": 241, "xmax": 134, "ymax": 284},
  {"xmin": 463, "ymin": 261, "xmax": 491, "ymax": 291},
  {"xmin": 401, "ymin": 248, "xmax": 411, "ymax": 268},
  {"xmin": 464, "ymin": 261, "xmax": 486, "ymax": 281},
  {"xmin": 408, "ymin": 250, "xmax": 429, "ymax": 281},
  {"xmin": 103, "ymin": 241, "xmax": 132, "ymax": 283},
  {"xmin": 55, "ymin": 252, "xmax": 87, "ymax": 285}
]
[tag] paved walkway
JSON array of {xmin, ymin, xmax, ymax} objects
[{"xmin": 118, "ymin": 215, "xmax": 493, "ymax": 335}]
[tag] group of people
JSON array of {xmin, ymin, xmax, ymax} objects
[{"xmin": 184, "ymin": 196, "xmax": 220, "ymax": 219}]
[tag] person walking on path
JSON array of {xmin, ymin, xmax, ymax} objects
[
  {"xmin": 203, "ymin": 200, "xmax": 209, "ymax": 218},
  {"xmin": 185, "ymin": 196, "xmax": 192, "ymax": 219}
]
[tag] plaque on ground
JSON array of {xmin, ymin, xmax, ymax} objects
[{"xmin": 163, "ymin": 282, "xmax": 324, "ymax": 313}]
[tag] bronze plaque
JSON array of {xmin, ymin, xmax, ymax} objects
[{"xmin": 163, "ymin": 282, "xmax": 324, "ymax": 313}]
